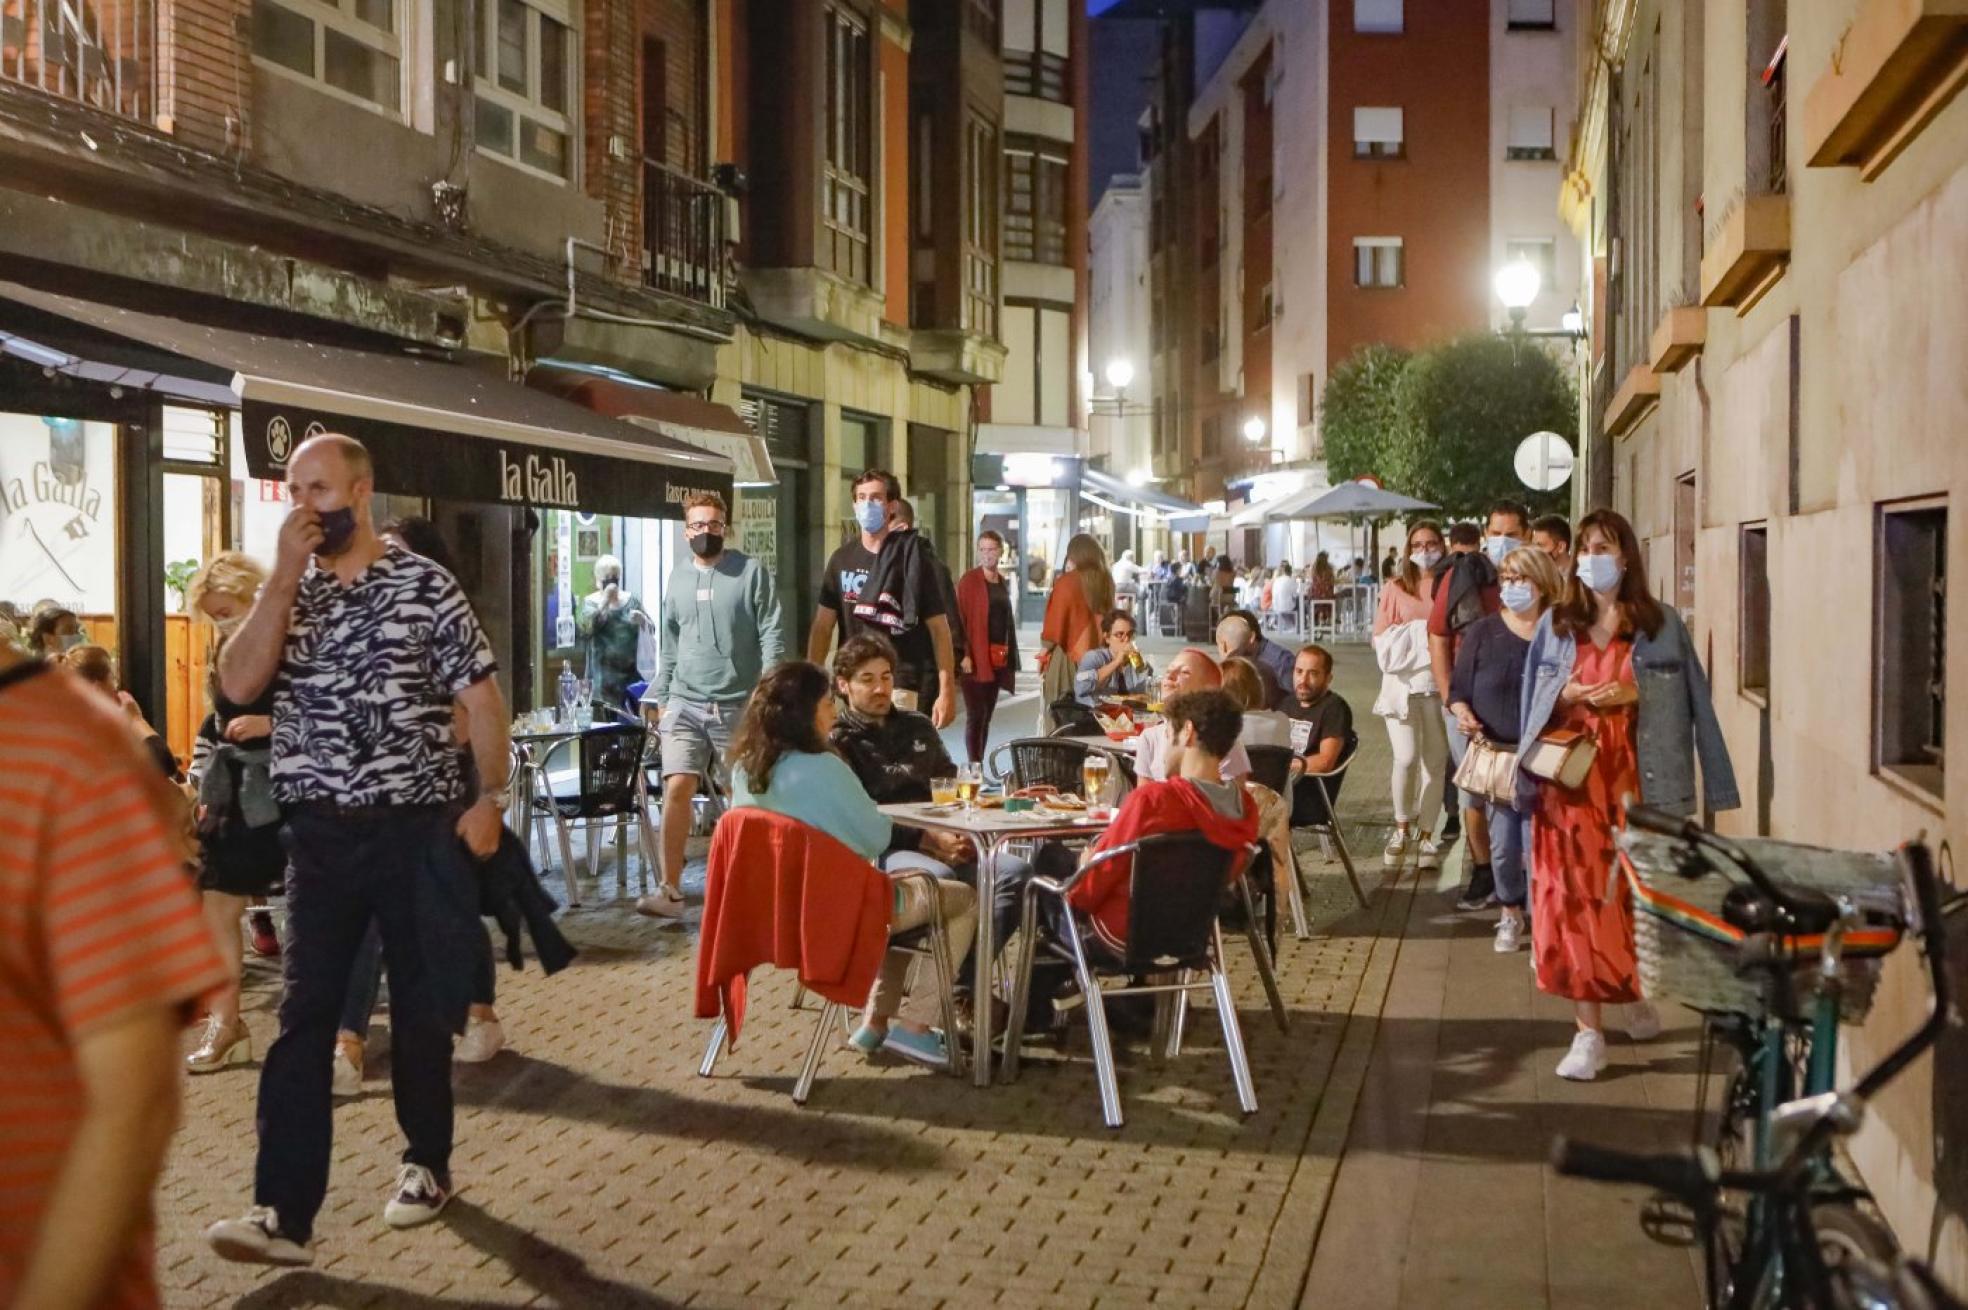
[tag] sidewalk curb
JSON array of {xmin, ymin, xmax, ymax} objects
[{"xmin": 1246, "ymin": 866, "xmax": 1421, "ymax": 1310}]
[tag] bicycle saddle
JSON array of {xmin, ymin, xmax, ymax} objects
[{"xmin": 1721, "ymin": 883, "xmax": 1841, "ymax": 937}]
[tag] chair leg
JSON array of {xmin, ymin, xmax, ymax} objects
[
  {"xmin": 1210, "ymin": 927, "xmax": 1260, "ymax": 1118},
  {"xmin": 698, "ymin": 1016, "xmax": 729, "ymax": 1077},
  {"xmin": 554, "ymin": 812, "xmax": 581, "ymax": 908},
  {"xmin": 1239, "ymin": 878, "xmax": 1290, "ymax": 1034},
  {"xmin": 922, "ymin": 898, "xmax": 966, "ymax": 1080},
  {"xmin": 1063, "ymin": 921, "xmax": 1124, "ymax": 1129},
  {"xmin": 1318, "ymin": 778, "xmax": 1370, "ymax": 909},
  {"xmin": 1002, "ymin": 886, "xmax": 1041, "ymax": 1082},
  {"xmin": 790, "ymin": 984, "xmax": 807, "ymax": 1010},
  {"xmin": 793, "ymin": 1001, "xmax": 841, "ymax": 1106},
  {"xmin": 1169, "ymin": 985, "xmax": 1189, "ymax": 1058},
  {"xmin": 1283, "ymin": 840, "xmax": 1311, "ymax": 940},
  {"xmin": 615, "ymin": 817, "xmax": 628, "ymax": 893}
]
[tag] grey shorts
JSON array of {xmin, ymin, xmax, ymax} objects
[{"xmin": 655, "ymin": 698, "xmax": 738, "ymax": 779}]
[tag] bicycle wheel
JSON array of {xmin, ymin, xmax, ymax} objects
[
  {"xmin": 1703, "ymin": 1062, "xmax": 1760, "ymax": 1303},
  {"xmin": 1812, "ymin": 1202, "xmax": 1899, "ymax": 1274}
]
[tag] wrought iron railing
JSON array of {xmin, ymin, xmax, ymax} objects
[
  {"xmin": 641, "ymin": 156, "xmax": 729, "ymax": 309},
  {"xmin": 0, "ymin": 0, "xmax": 152, "ymax": 122},
  {"xmin": 1763, "ymin": 43, "xmax": 1788, "ymax": 195}
]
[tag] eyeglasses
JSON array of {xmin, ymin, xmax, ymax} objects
[
  {"xmin": 684, "ymin": 520, "xmax": 726, "ymax": 536},
  {"xmin": 1498, "ymin": 572, "xmax": 1527, "ymax": 584}
]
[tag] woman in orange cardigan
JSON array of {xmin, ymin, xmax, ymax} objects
[{"xmin": 1038, "ymin": 534, "xmax": 1114, "ymax": 728}]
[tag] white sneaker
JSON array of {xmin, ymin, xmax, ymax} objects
[
  {"xmin": 1625, "ymin": 1001, "xmax": 1663, "ymax": 1042},
  {"xmin": 1418, "ymin": 840, "xmax": 1442, "ymax": 871},
  {"xmin": 1555, "ymin": 1029, "xmax": 1608, "ymax": 1081},
  {"xmin": 454, "ymin": 1015, "xmax": 505, "ymax": 1064},
  {"xmin": 331, "ymin": 1037, "xmax": 362, "ymax": 1098},
  {"xmin": 207, "ymin": 1206, "xmax": 313, "ymax": 1266},
  {"xmin": 634, "ymin": 886, "xmax": 686, "ymax": 919},
  {"xmin": 1382, "ymin": 831, "xmax": 1410, "ymax": 868},
  {"xmin": 1493, "ymin": 915, "xmax": 1526, "ymax": 954},
  {"xmin": 382, "ymin": 1164, "xmax": 451, "ymax": 1229}
]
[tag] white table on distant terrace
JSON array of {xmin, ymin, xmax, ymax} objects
[{"xmin": 880, "ymin": 801, "xmax": 1116, "ymax": 1087}]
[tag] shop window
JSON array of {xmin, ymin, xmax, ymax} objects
[
  {"xmin": 1353, "ymin": 0, "xmax": 1402, "ymax": 35},
  {"xmin": 1, "ymin": 413, "xmax": 120, "ymax": 633},
  {"xmin": 823, "ymin": 4, "xmax": 874, "ymax": 285},
  {"xmin": 1352, "ymin": 106, "xmax": 1404, "ymax": 159},
  {"xmin": 1873, "ymin": 500, "xmax": 1945, "ymax": 800},
  {"xmin": 1507, "ymin": 105, "xmax": 1556, "ymax": 160},
  {"xmin": 1507, "ymin": 0, "xmax": 1556, "ymax": 31},
  {"xmin": 1353, "ymin": 236, "xmax": 1403, "ymax": 288},
  {"xmin": 474, "ymin": 0, "xmax": 575, "ymax": 180},
  {"xmin": 252, "ymin": 0, "xmax": 402, "ymax": 113},
  {"xmin": 1740, "ymin": 523, "xmax": 1769, "ymax": 698}
]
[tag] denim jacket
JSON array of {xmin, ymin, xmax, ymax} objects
[{"xmin": 1517, "ymin": 606, "xmax": 1740, "ymax": 817}]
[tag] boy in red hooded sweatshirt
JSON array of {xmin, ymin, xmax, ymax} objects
[{"xmin": 1064, "ymin": 689, "xmax": 1260, "ymax": 958}]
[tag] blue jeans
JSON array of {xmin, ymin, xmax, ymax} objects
[{"xmin": 1485, "ymin": 799, "xmax": 1534, "ymax": 909}]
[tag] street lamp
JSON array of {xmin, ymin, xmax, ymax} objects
[
  {"xmin": 1241, "ymin": 415, "xmax": 1268, "ymax": 444},
  {"xmin": 1126, "ymin": 467, "xmax": 1151, "ymax": 487},
  {"xmin": 1561, "ymin": 302, "xmax": 1583, "ymax": 336},
  {"xmin": 1104, "ymin": 358, "xmax": 1135, "ymax": 393},
  {"xmin": 1494, "ymin": 261, "xmax": 1541, "ymax": 329}
]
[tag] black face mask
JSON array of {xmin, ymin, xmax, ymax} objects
[
  {"xmin": 689, "ymin": 532, "xmax": 724, "ymax": 559},
  {"xmin": 316, "ymin": 506, "xmax": 357, "ymax": 557}
]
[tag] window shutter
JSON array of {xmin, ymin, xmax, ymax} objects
[{"xmin": 1353, "ymin": 106, "xmax": 1403, "ymax": 146}]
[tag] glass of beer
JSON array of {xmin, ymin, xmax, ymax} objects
[
  {"xmin": 931, "ymin": 776, "xmax": 958, "ymax": 806},
  {"xmin": 1082, "ymin": 752, "xmax": 1111, "ymax": 805},
  {"xmin": 955, "ymin": 763, "xmax": 983, "ymax": 809}
]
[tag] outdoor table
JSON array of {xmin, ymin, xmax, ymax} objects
[{"xmin": 880, "ymin": 800, "xmax": 1116, "ymax": 1087}]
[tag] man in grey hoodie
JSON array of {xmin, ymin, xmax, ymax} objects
[{"xmin": 636, "ymin": 491, "xmax": 785, "ymax": 918}]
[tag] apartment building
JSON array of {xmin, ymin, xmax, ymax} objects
[
  {"xmin": 1127, "ymin": 0, "xmax": 1578, "ymax": 561},
  {"xmin": 0, "ymin": 0, "xmax": 999, "ymax": 753},
  {"xmin": 1562, "ymin": 0, "xmax": 1968, "ymax": 1280}
]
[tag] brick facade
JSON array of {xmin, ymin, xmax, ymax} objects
[
  {"xmin": 584, "ymin": 0, "xmax": 708, "ymax": 276},
  {"xmin": 157, "ymin": 0, "xmax": 249, "ymax": 154}
]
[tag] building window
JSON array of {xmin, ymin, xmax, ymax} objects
[
  {"xmin": 1874, "ymin": 500, "xmax": 1946, "ymax": 799},
  {"xmin": 1202, "ymin": 415, "xmax": 1221, "ymax": 456},
  {"xmin": 965, "ymin": 0, "xmax": 998, "ymax": 47},
  {"xmin": 1761, "ymin": 34, "xmax": 1788, "ymax": 195},
  {"xmin": 1005, "ymin": 137, "xmax": 1069, "ymax": 266},
  {"xmin": 1201, "ymin": 325, "xmax": 1219, "ymax": 363},
  {"xmin": 964, "ymin": 114, "xmax": 999, "ymax": 337},
  {"xmin": 824, "ymin": 5, "xmax": 874, "ymax": 285},
  {"xmin": 1004, "ymin": 0, "xmax": 1069, "ymax": 102},
  {"xmin": 1506, "ymin": 0, "xmax": 1556, "ymax": 31},
  {"xmin": 472, "ymin": 0, "xmax": 574, "ymax": 179},
  {"xmin": 1353, "ymin": 237, "xmax": 1403, "ymax": 288},
  {"xmin": 1740, "ymin": 524, "xmax": 1770, "ymax": 697},
  {"xmin": 1353, "ymin": 0, "xmax": 1402, "ymax": 35},
  {"xmin": 1505, "ymin": 237, "xmax": 1557, "ymax": 294},
  {"xmin": 1248, "ymin": 283, "xmax": 1273, "ymax": 334},
  {"xmin": 252, "ymin": 0, "xmax": 402, "ymax": 113},
  {"xmin": 1297, "ymin": 372, "xmax": 1317, "ymax": 428},
  {"xmin": 1352, "ymin": 106, "xmax": 1404, "ymax": 158},
  {"xmin": 1506, "ymin": 106, "xmax": 1556, "ymax": 160}
]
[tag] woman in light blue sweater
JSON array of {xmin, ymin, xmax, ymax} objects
[{"xmin": 727, "ymin": 662, "xmax": 975, "ymax": 1067}]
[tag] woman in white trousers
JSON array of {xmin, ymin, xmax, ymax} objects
[{"xmin": 1372, "ymin": 521, "xmax": 1447, "ymax": 869}]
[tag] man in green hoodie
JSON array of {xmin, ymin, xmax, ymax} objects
[{"xmin": 636, "ymin": 491, "xmax": 785, "ymax": 919}]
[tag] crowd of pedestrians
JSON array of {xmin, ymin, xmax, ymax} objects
[{"xmin": 0, "ymin": 426, "xmax": 1741, "ymax": 1302}]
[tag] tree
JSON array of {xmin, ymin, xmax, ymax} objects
[
  {"xmin": 1319, "ymin": 344, "xmax": 1410, "ymax": 487},
  {"xmin": 1389, "ymin": 332, "xmax": 1577, "ymax": 520}
]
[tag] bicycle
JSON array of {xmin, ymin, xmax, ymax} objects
[{"xmin": 1553, "ymin": 803, "xmax": 1963, "ymax": 1310}]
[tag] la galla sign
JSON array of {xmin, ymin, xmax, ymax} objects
[{"xmin": 500, "ymin": 449, "xmax": 578, "ymax": 508}]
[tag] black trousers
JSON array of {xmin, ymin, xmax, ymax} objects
[{"xmin": 255, "ymin": 806, "xmax": 455, "ymax": 1240}]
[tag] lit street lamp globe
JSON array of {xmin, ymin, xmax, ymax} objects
[
  {"xmin": 1104, "ymin": 358, "xmax": 1135, "ymax": 392},
  {"xmin": 1126, "ymin": 467, "xmax": 1150, "ymax": 487},
  {"xmin": 1494, "ymin": 261, "xmax": 1541, "ymax": 313},
  {"xmin": 1241, "ymin": 415, "xmax": 1268, "ymax": 444},
  {"xmin": 1561, "ymin": 302, "xmax": 1584, "ymax": 336}
]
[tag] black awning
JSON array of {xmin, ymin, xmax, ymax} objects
[
  {"xmin": 1080, "ymin": 467, "xmax": 1211, "ymax": 533},
  {"xmin": 0, "ymin": 282, "xmax": 733, "ymax": 518}
]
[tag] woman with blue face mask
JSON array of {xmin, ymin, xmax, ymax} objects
[
  {"xmin": 1517, "ymin": 509, "xmax": 1739, "ymax": 1083},
  {"xmin": 1448, "ymin": 547, "xmax": 1564, "ymax": 958},
  {"xmin": 28, "ymin": 604, "xmax": 81, "ymax": 658}
]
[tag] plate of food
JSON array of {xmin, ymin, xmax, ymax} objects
[{"xmin": 1038, "ymin": 792, "xmax": 1087, "ymax": 813}]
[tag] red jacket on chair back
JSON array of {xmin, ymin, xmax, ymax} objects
[{"xmin": 693, "ymin": 808, "xmax": 892, "ymax": 1044}]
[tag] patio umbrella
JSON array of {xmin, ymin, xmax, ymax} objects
[{"xmin": 1263, "ymin": 482, "xmax": 1439, "ymax": 582}]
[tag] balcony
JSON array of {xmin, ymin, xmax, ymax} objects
[
  {"xmin": 1648, "ymin": 306, "xmax": 1707, "ymax": 374},
  {"xmin": 1604, "ymin": 363, "xmax": 1661, "ymax": 438},
  {"xmin": 1699, "ymin": 194, "xmax": 1790, "ymax": 312},
  {"xmin": 1, "ymin": 0, "xmax": 152, "ymax": 123},
  {"xmin": 642, "ymin": 157, "xmax": 730, "ymax": 310},
  {"xmin": 1804, "ymin": 0, "xmax": 1968, "ymax": 180},
  {"xmin": 1004, "ymin": 48, "xmax": 1068, "ymax": 104}
]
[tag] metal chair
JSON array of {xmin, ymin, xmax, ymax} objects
[
  {"xmin": 1242, "ymin": 744, "xmax": 1310, "ymax": 941},
  {"xmin": 987, "ymin": 736, "xmax": 1094, "ymax": 793},
  {"xmin": 531, "ymin": 723, "xmax": 654, "ymax": 906},
  {"xmin": 699, "ymin": 867, "xmax": 964, "ymax": 1103},
  {"xmin": 1003, "ymin": 834, "xmax": 1263, "ymax": 1129},
  {"xmin": 1288, "ymin": 735, "xmax": 1368, "ymax": 911}
]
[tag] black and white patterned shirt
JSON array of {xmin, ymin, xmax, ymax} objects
[{"xmin": 270, "ymin": 543, "xmax": 497, "ymax": 807}]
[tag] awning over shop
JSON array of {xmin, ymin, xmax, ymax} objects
[
  {"xmin": 0, "ymin": 282, "xmax": 732, "ymax": 518},
  {"xmin": 528, "ymin": 363, "xmax": 774, "ymax": 487},
  {"xmin": 1079, "ymin": 467, "xmax": 1211, "ymax": 534}
]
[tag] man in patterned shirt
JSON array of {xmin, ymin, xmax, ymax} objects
[{"xmin": 206, "ymin": 433, "xmax": 511, "ymax": 1265}]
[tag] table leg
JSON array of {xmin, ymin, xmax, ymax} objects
[{"xmin": 973, "ymin": 833, "xmax": 999, "ymax": 1088}]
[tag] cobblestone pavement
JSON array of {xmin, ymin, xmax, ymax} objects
[{"xmin": 155, "ymin": 639, "xmax": 1696, "ymax": 1308}]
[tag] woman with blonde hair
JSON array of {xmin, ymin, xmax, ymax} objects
[
  {"xmin": 1037, "ymin": 534, "xmax": 1114, "ymax": 730},
  {"xmin": 182, "ymin": 551, "xmax": 286, "ymax": 1074}
]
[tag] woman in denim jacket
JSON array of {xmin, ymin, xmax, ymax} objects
[{"xmin": 1517, "ymin": 510, "xmax": 1738, "ymax": 1081}]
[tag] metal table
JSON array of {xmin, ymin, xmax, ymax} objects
[{"xmin": 880, "ymin": 801, "xmax": 1115, "ymax": 1087}]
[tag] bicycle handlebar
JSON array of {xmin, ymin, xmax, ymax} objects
[
  {"xmin": 1550, "ymin": 1138, "xmax": 1717, "ymax": 1200},
  {"xmin": 1624, "ymin": 802, "xmax": 1837, "ymax": 929}
]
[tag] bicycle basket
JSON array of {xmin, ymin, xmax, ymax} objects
[{"xmin": 1618, "ymin": 829, "xmax": 1906, "ymax": 1022}]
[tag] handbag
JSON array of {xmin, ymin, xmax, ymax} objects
[
  {"xmin": 1453, "ymin": 733, "xmax": 1520, "ymax": 806},
  {"xmin": 1519, "ymin": 727, "xmax": 1599, "ymax": 790},
  {"xmin": 988, "ymin": 642, "xmax": 1009, "ymax": 670}
]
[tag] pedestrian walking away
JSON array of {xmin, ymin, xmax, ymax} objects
[
  {"xmin": 639, "ymin": 490, "xmax": 785, "ymax": 919},
  {"xmin": 204, "ymin": 432, "xmax": 512, "ymax": 1265}
]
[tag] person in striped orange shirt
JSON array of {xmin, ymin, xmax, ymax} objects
[{"xmin": 0, "ymin": 642, "xmax": 228, "ymax": 1308}]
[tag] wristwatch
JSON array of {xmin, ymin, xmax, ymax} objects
[{"xmin": 481, "ymin": 785, "xmax": 513, "ymax": 810}]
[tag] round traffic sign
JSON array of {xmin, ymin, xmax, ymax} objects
[{"xmin": 1514, "ymin": 431, "xmax": 1574, "ymax": 491}]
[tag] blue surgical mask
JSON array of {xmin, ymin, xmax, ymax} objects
[
  {"xmin": 1483, "ymin": 535, "xmax": 1522, "ymax": 564},
  {"xmin": 60, "ymin": 630, "xmax": 86, "ymax": 651},
  {"xmin": 853, "ymin": 499, "xmax": 887, "ymax": 535},
  {"xmin": 1500, "ymin": 581, "xmax": 1538, "ymax": 614},
  {"xmin": 1576, "ymin": 554, "xmax": 1624, "ymax": 594}
]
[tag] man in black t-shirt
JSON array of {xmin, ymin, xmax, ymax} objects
[
  {"xmin": 807, "ymin": 468, "xmax": 957, "ymax": 726},
  {"xmin": 1281, "ymin": 644, "xmax": 1354, "ymax": 827}
]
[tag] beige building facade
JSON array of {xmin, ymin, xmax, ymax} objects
[{"xmin": 1563, "ymin": 0, "xmax": 1968, "ymax": 1280}]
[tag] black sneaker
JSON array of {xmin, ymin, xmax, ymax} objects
[
  {"xmin": 206, "ymin": 1206, "xmax": 313, "ymax": 1266},
  {"xmin": 382, "ymin": 1164, "xmax": 452, "ymax": 1229}
]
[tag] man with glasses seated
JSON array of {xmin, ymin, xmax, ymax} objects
[{"xmin": 637, "ymin": 491, "xmax": 785, "ymax": 920}]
